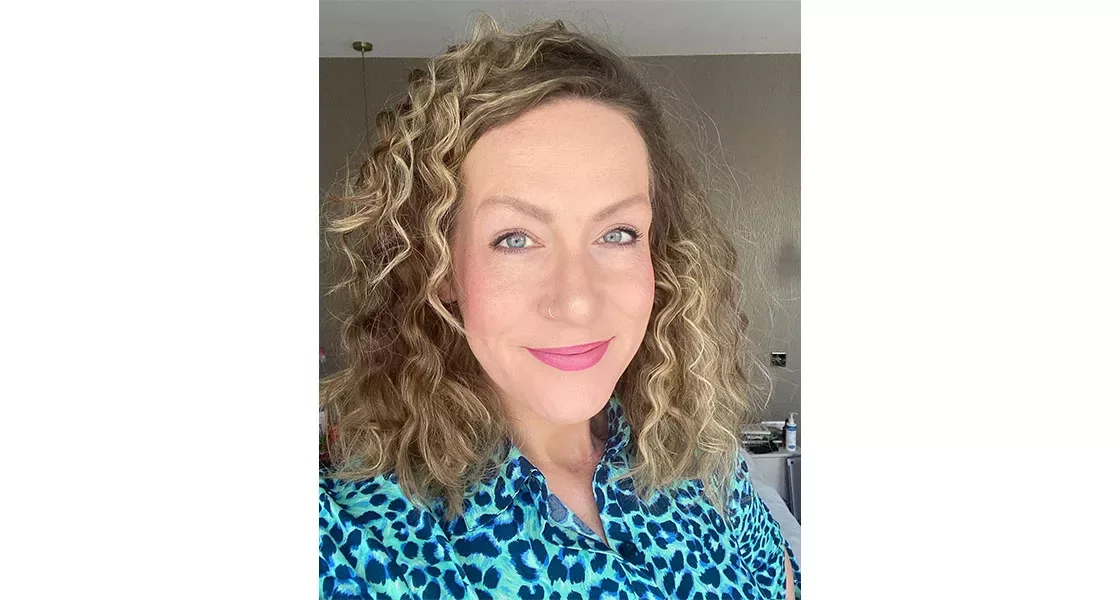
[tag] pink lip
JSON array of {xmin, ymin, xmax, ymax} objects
[
  {"xmin": 527, "ymin": 338, "xmax": 613, "ymax": 355},
  {"xmin": 526, "ymin": 337, "xmax": 612, "ymax": 372}
]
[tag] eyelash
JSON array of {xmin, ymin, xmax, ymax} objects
[{"xmin": 489, "ymin": 227, "xmax": 644, "ymax": 255}]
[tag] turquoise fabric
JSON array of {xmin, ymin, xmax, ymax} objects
[{"xmin": 320, "ymin": 394, "xmax": 802, "ymax": 599}]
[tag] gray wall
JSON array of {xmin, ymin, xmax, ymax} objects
[{"xmin": 320, "ymin": 54, "xmax": 800, "ymax": 423}]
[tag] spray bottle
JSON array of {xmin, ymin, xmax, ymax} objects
[{"xmin": 784, "ymin": 412, "xmax": 798, "ymax": 452}]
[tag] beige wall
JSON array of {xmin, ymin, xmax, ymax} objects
[{"xmin": 320, "ymin": 54, "xmax": 800, "ymax": 422}]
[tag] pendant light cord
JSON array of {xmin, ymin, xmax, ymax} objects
[{"xmin": 353, "ymin": 41, "xmax": 373, "ymax": 149}]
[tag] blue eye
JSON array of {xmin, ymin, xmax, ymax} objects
[
  {"xmin": 494, "ymin": 232, "xmax": 535, "ymax": 252},
  {"xmin": 602, "ymin": 229, "xmax": 635, "ymax": 244},
  {"xmin": 505, "ymin": 233, "xmax": 529, "ymax": 248}
]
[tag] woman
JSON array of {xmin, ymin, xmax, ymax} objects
[{"xmin": 320, "ymin": 15, "xmax": 801, "ymax": 600}]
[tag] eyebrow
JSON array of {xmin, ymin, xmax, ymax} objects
[{"xmin": 477, "ymin": 193, "xmax": 650, "ymax": 224}]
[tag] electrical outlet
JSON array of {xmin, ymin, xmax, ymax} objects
[{"xmin": 770, "ymin": 352, "xmax": 787, "ymax": 367}]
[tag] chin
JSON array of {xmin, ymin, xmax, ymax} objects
[{"xmin": 521, "ymin": 378, "xmax": 615, "ymax": 425}]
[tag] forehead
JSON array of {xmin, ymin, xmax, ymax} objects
[{"xmin": 459, "ymin": 99, "xmax": 651, "ymax": 209}]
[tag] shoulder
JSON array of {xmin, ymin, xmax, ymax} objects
[
  {"xmin": 727, "ymin": 448, "xmax": 762, "ymax": 516},
  {"xmin": 319, "ymin": 472, "xmax": 411, "ymax": 561},
  {"xmin": 319, "ymin": 473, "xmax": 445, "ymax": 599},
  {"xmin": 320, "ymin": 471, "xmax": 449, "ymax": 547},
  {"xmin": 726, "ymin": 449, "xmax": 782, "ymax": 549},
  {"xmin": 319, "ymin": 471, "xmax": 421, "ymax": 528},
  {"xmin": 727, "ymin": 449, "xmax": 802, "ymax": 595}
]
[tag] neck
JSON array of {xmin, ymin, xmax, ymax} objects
[{"xmin": 505, "ymin": 401, "xmax": 610, "ymax": 473}]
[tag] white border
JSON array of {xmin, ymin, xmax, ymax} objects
[
  {"xmin": 806, "ymin": 1, "xmax": 1120, "ymax": 598},
  {"xmin": 2, "ymin": 0, "xmax": 317, "ymax": 596}
]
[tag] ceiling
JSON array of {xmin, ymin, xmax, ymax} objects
[{"xmin": 320, "ymin": 1, "xmax": 801, "ymax": 58}]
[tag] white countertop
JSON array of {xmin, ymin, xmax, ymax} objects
[{"xmin": 746, "ymin": 449, "xmax": 801, "ymax": 459}]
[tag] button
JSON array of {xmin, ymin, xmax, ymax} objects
[{"xmin": 618, "ymin": 541, "xmax": 639, "ymax": 560}]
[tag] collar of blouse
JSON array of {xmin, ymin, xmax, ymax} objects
[{"xmin": 447, "ymin": 392, "xmax": 633, "ymax": 534}]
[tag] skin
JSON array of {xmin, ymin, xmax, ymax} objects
[{"xmin": 441, "ymin": 97, "xmax": 656, "ymax": 542}]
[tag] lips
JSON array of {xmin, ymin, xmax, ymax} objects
[
  {"xmin": 526, "ymin": 337, "xmax": 613, "ymax": 372},
  {"xmin": 526, "ymin": 338, "xmax": 612, "ymax": 355}
]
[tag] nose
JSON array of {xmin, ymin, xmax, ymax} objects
[{"xmin": 543, "ymin": 250, "xmax": 597, "ymax": 325}]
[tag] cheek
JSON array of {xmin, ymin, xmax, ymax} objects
[
  {"xmin": 455, "ymin": 249, "xmax": 525, "ymax": 333},
  {"xmin": 611, "ymin": 248, "xmax": 656, "ymax": 311}
]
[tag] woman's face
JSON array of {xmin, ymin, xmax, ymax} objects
[{"xmin": 448, "ymin": 98, "xmax": 656, "ymax": 427}]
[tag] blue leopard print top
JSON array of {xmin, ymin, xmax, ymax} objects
[{"xmin": 319, "ymin": 394, "xmax": 802, "ymax": 599}]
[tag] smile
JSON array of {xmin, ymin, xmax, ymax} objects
[{"xmin": 526, "ymin": 337, "xmax": 613, "ymax": 371}]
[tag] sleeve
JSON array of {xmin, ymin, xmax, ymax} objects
[{"xmin": 731, "ymin": 451, "xmax": 802, "ymax": 599}]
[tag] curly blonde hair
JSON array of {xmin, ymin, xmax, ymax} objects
[{"xmin": 321, "ymin": 14, "xmax": 754, "ymax": 520}]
